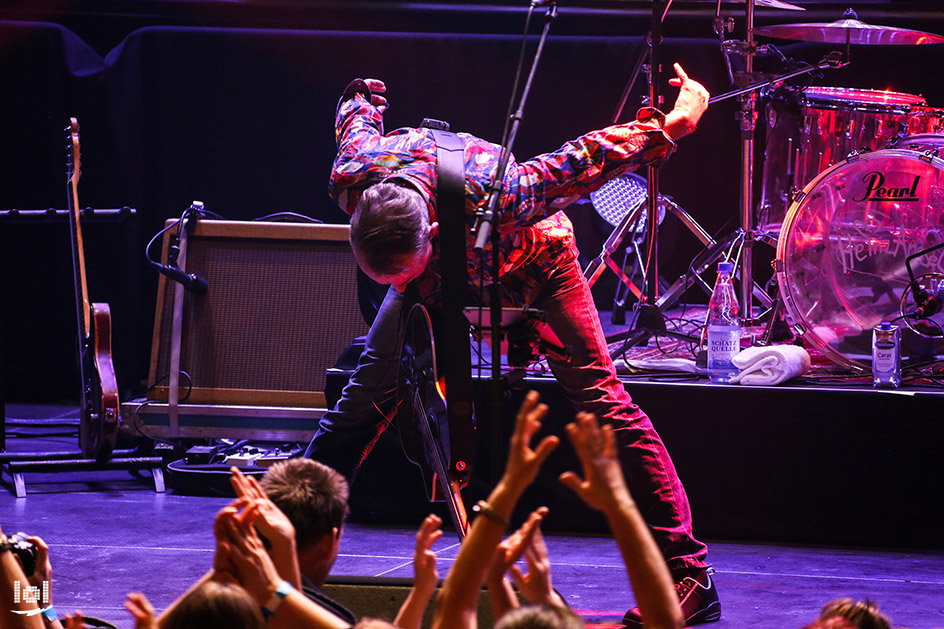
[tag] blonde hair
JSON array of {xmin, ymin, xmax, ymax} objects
[
  {"xmin": 261, "ymin": 458, "xmax": 349, "ymax": 550},
  {"xmin": 159, "ymin": 581, "xmax": 264, "ymax": 629}
]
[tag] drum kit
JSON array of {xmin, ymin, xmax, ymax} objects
[{"xmin": 593, "ymin": 1, "xmax": 944, "ymax": 373}]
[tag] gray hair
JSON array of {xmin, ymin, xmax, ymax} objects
[{"xmin": 350, "ymin": 182, "xmax": 430, "ymax": 276}]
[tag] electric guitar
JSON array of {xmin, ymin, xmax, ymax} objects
[
  {"xmin": 397, "ymin": 304, "xmax": 470, "ymax": 539},
  {"xmin": 66, "ymin": 118, "xmax": 120, "ymax": 460}
]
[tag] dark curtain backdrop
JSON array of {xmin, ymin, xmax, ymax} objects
[{"xmin": 3, "ymin": 19, "xmax": 944, "ymax": 401}]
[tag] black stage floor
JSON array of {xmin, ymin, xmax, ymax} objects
[{"xmin": 2, "ymin": 402, "xmax": 943, "ymax": 628}]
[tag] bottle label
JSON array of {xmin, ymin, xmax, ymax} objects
[
  {"xmin": 872, "ymin": 324, "xmax": 901, "ymax": 388},
  {"xmin": 707, "ymin": 325, "xmax": 740, "ymax": 369}
]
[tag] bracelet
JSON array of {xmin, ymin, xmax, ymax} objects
[
  {"xmin": 41, "ymin": 606, "xmax": 58, "ymax": 623},
  {"xmin": 472, "ymin": 500, "xmax": 509, "ymax": 528},
  {"xmin": 262, "ymin": 580, "xmax": 294, "ymax": 617}
]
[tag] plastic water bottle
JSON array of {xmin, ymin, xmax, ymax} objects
[{"xmin": 707, "ymin": 261, "xmax": 740, "ymax": 383}]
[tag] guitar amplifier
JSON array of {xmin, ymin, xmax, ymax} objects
[{"xmin": 124, "ymin": 219, "xmax": 368, "ymax": 441}]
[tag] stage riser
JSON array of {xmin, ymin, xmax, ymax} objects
[{"xmin": 329, "ymin": 371, "xmax": 944, "ymax": 549}]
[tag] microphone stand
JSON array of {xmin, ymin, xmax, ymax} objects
[
  {"xmin": 611, "ymin": 0, "xmax": 698, "ymax": 348},
  {"xmin": 472, "ymin": 0, "xmax": 556, "ymax": 481}
]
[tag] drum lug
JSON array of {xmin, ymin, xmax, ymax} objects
[
  {"xmin": 920, "ymin": 149, "xmax": 939, "ymax": 163},
  {"xmin": 771, "ymin": 259, "xmax": 784, "ymax": 273},
  {"xmin": 844, "ymin": 148, "xmax": 866, "ymax": 163}
]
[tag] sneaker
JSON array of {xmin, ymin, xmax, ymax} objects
[{"xmin": 622, "ymin": 568, "xmax": 721, "ymax": 627}]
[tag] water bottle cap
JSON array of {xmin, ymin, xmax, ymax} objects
[{"xmin": 718, "ymin": 262, "xmax": 733, "ymax": 274}]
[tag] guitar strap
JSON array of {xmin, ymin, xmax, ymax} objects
[{"xmin": 427, "ymin": 124, "xmax": 474, "ymax": 487}]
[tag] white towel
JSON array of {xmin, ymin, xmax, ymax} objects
[
  {"xmin": 728, "ymin": 345, "xmax": 811, "ymax": 385},
  {"xmin": 615, "ymin": 357, "xmax": 702, "ymax": 374}
]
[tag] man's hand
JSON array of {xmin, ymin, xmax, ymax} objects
[
  {"xmin": 364, "ymin": 78, "xmax": 388, "ymax": 114},
  {"xmin": 663, "ymin": 63, "xmax": 709, "ymax": 141}
]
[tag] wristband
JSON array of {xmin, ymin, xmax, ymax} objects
[
  {"xmin": 472, "ymin": 500, "xmax": 509, "ymax": 528},
  {"xmin": 41, "ymin": 606, "xmax": 58, "ymax": 623},
  {"xmin": 262, "ymin": 580, "xmax": 294, "ymax": 616}
]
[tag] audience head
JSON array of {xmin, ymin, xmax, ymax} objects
[
  {"xmin": 818, "ymin": 598, "xmax": 893, "ymax": 629},
  {"xmin": 353, "ymin": 619, "xmax": 400, "ymax": 628},
  {"xmin": 802, "ymin": 618, "xmax": 857, "ymax": 629},
  {"xmin": 494, "ymin": 604, "xmax": 586, "ymax": 629},
  {"xmin": 261, "ymin": 458, "xmax": 349, "ymax": 550},
  {"xmin": 158, "ymin": 581, "xmax": 264, "ymax": 629}
]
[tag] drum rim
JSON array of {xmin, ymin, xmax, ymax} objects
[
  {"xmin": 775, "ymin": 144, "xmax": 944, "ymax": 372},
  {"xmin": 801, "ymin": 86, "xmax": 927, "ymax": 108}
]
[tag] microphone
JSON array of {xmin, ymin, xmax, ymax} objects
[
  {"xmin": 154, "ymin": 263, "xmax": 208, "ymax": 296},
  {"xmin": 905, "ymin": 284, "xmax": 944, "ymax": 319}
]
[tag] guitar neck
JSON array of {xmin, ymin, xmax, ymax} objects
[{"xmin": 67, "ymin": 118, "xmax": 91, "ymax": 341}]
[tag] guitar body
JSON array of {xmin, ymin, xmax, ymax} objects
[
  {"xmin": 79, "ymin": 303, "xmax": 120, "ymax": 460},
  {"xmin": 397, "ymin": 304, "xmax": 469, "ymax": 539},
  {"xmin": 66, "ymin": 118, "xmax": 120, "ymax": 460}
]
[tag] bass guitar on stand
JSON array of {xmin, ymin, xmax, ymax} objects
[{"xmin": 66, "ymin": 118, "xmax": 120, "ymax": 460}]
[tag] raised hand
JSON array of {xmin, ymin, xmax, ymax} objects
[
  {"xmin": 229, "ymin": 468, "xmax": 296, "ymax": 548},
  {"xmin": 214, "ymin": 501, "xmax": 282, "ymax": 607},
  {"xmin": 664, "ymin": 63, "xmax": 710, "ymax": 140},
  {"xmin": 508, "ymin": 522, "xmax": 566, "ymax": 609},
  {"xmin": 364, "ymin": 78, "xmax": 388, "ymax": 113},
  {"xmin": 559, "ymin": 412, "xmax": 634, "ymax": 514},
  {"xmin": 394, "ymin": 514, "xmax": 444, "ymax": 629},
  {"xmin": 503, "ymin": 391, "xmax": 559, "ymax": 493},
  {"xmin": 488, "ymin": 507, "xmax": 547, "ymax": 585},
  {"xmin": 229, "ymin": 467, "xmax": 301, "ymax": 588},
  {"xmin": 124, "ymin": 592, "xmax": 157, "ymax": 629},
  {"xmin": 413, "ymin": 514, "xmax": 443, "ymax": 597}
]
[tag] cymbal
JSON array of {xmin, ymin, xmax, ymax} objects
[
  {"xmin": 679, "ymin": 0, "xmax": 804, "ymax": 10},
  {"xmin": 755, "ymin": 17, "xmax": 944, "ymax": 45},
  {"xmin": 750, "ymin": 0, "xmax": 804, "ymax": 11}
]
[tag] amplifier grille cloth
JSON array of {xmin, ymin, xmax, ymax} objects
[{"xmin": 154, "ymin": 237, "xmax": 367, "ymax": 396}]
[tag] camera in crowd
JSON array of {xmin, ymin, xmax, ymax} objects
[{"xmin": 5, "ymin": 532, "xmax": 37, "ymax": 577}]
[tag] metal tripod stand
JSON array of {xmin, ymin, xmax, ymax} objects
[{"xmin": 591, "ymin": 0, "xmax": 847, "ymax": 342}]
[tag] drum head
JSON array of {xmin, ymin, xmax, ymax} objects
[{"xmin": 776, "ymin": 138, "xmax": 944, "ymax": 371}]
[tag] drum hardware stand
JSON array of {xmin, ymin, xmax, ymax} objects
[
  {"xmin": 601, "ymin": 0, "xmax": 709, "ymax": 348},
  {"xmin": 583, "ymin": 186, "xmax": 717, "ymax": 320},
  {"xmin": 692, "ymin": 0, "xmax": 849, "ymax": 330}
]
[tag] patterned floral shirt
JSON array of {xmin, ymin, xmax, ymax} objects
[{"xmin": 329, "ymin": 86, "xmax": 676, "ymax": 308}]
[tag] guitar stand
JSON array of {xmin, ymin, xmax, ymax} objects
[
  {"xmin": 0, "ymin": 449, "xmax": 165, "ymax": 498},
  {"xmin": 0, "ymin": 207, "xmax": 163, "ymax": 497}
]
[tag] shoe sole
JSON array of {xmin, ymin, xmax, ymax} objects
[{"xmin": 686, "ymin": 601, "xmax": 722, "ymax": 625}]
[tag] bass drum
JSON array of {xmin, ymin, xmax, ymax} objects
[{"xmin": 775, "ymin": 134, "xmax": 944, "ymax": 371}]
